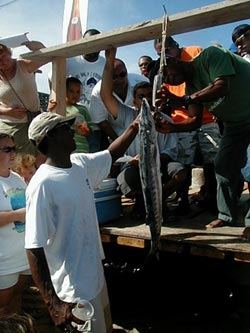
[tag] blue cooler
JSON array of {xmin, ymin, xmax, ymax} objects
[{"xmin": 94, "ymin": 178, "xmax": 122, "ymax": 224}]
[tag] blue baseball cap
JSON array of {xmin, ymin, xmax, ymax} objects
[{"xmin": 229, "ymin": 43, "xmax": 238, "ymax": 54}]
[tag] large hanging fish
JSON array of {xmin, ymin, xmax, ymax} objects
[{"xmin": 139, "ymin": 98, "xmax": 163, "ymax": 262}]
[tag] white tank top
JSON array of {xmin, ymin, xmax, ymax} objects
[{"xmin": 0, "ymin": 60, "xmax": 40, "ymax": 123}]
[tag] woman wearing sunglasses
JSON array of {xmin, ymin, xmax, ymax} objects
[{"xmin": 0, "ymin": 133, "xmax": 31, "ymax": 315}]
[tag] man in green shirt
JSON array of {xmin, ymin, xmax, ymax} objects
[{"xmin": 151, "ymin": 45, "xmax": 250, "ymax": 233}]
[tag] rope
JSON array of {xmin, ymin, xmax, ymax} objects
[{"xmin": 159, "ymin": 6, "xmax": 168, "ymax": 73}]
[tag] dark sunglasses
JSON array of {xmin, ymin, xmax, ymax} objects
[
  {"xmin": 136, "ymin": 93, "xmax": 152, "ymax": 100},
  {"xmin": 0, "ymin": 146, "xmax": 16, "ymax": 153},
  {"xmin": 139, "ymin": 62, "xmax": 149, "ymax": 68},
  {"xmin": 235, "ymin": 30, "xmax": 250, "ymax": 46},
  {"xmin": 113, "ymin": 71, "xmax": 127, "ymax": 80}
]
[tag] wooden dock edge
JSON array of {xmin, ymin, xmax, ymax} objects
[{"xmin": 101, "ymin": 233, "xmax": 250, "ymax": 263}]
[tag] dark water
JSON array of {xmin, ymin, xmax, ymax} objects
[{"xmin": 103, "ymin": 244, "xmax": 250, "ymax": 333}]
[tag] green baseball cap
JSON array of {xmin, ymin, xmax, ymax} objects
[{"xmin": 28, "ymin": 112, "xmax": 76, "ymax": 145}]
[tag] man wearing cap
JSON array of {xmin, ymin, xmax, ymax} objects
[
  {"xmin": 24, "ymin": 112, "xmax": 138, "ymax": 333},
  {"xmin": 232, "ymin": 23, "xmax": 250, "ymax": 61},
  {"xmin": 152, "ymin": 45, "xmax": 250, "ymax": 232}
]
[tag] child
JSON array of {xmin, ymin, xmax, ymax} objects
[
  {"xmin": 49, "ymin": 77, "xmax": 98, "ymax": 153},
  {"xmin": 66, "ymin": 77, "xmax": 93, "ymax": 152},
  {"xmin": 12, "ymin": 154, "xmax": 37, "ymax": 184}
]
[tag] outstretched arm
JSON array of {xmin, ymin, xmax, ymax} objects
[
  {"xmin": 108, "ymin": 116, "xmax": 139, "ymax": 162},
  {"xmin": 21, "ymin": 41, "xmax": 49, "ymax": 73},
  {"xmin": 100, "ymin": 47, "xmax": 120, "ymax": 118}
]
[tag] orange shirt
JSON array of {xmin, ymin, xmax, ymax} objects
[{"xmin": 165, "ymin": 46, "xmax": 215, "ymax": 125}]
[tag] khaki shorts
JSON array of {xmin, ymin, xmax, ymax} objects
[
  {"xmin": 89, "ymin": 280, "xmax": 112, "ymax": 333},
  {"xmin": 177, "ymin": 123, "xmax": 220, "ymax": 165},
  {"xmin": 55, "ymin": 284, "xmax": 113, "ymax": 333}
]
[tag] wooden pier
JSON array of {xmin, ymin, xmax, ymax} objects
[{"xmin": 100, "ymin": 192, "xmax": 250, "ymax": 263}]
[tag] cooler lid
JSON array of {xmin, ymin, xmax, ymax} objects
[{"xmin": 94, "ymin": 178, "xmax": 118, "ymax": 191}]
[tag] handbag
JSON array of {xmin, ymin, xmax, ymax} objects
[{"xmin": 0, "ymin": 70, "xmax": 41, "ymax": 123}]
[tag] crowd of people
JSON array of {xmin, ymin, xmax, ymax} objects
[{"xmin": 1, "ymin": 22, "xmax": 250, "ymax": 332}]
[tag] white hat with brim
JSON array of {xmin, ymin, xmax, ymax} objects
[{"xmin": 28, "ymin": 112, "xmax": 76, "ymax": 146}]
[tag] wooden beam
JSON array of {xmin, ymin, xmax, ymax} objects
[
  {"xmin": 117, "ymin": 236, "xmax": 146, "ymax": 248},
  {"xmin": 22, "ymin": 0, "xmax": 250, "ymax": 62},
  {"xmin": 190, "ymin": 246, "xmax": 225, "ymax": 260}
]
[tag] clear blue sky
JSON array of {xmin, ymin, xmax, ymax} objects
[{"xmin": 0, "ymin": 0, "xmax": 249, "ymax": 93}]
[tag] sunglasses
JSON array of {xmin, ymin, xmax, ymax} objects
[
  {"xmin": 235, "ymin": 30, "xmax": 250, "ymax": 46},
  {"xmin": 0, "ymin": 146, "xmax": 16, "ymax": 153},
  {"xmin": 136, "ymin": 93, "xmax": 152, "ymax": 100},
  {"xmin": 113, "ymin": 71, "xmax": 127, "ymax": 80}
]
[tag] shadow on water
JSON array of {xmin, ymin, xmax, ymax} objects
[{"xmin": 103, "ymin": 243, "xmax": 250, "ymax": 333}]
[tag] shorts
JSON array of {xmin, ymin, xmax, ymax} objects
[
  {"xmin": 117, "ymin": 165, "xmax": 141, "ymax": 196},
  {"xmin": 0, "ymin": 269, "xmax": 31, "ymax": 289},
  {"xmin": 197, "ymin": 123, "xmax": 221, "ymax": 164},
  {"xmin": 166, "ymin": 161, "xmax": 185, "ymax": 178},
  {"xmin": 86, "ymin": 281, "xmax": 112, "ymax": 333},
  {"xmin": 177, "ymin": 123, "xmax": 220, "ymax": 165},
  {"xmin": 177, "ymin": 131, "xmax": 198, "ymax": 165}
]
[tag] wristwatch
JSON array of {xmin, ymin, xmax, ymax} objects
[{"xmin": 183, "ymin": 95, "xmax": 193, "ymax": 109}]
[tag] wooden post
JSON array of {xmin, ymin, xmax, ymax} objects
[{"xmin": 51, "ymin": 57, "xmax": 66, "ymax": 116}]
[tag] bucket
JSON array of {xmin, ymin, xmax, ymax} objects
[{"xmin": 191, "ymin": 167, "xmax": 205, "ymax": 188}]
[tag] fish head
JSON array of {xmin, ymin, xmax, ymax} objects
[{"xmin": 139, "ymin": 98, "xmax": 155, "ymax": 135}]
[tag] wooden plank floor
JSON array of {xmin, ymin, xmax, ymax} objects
[{"xmin": 100, "ymin": 189, "xmax": 250, "ymax": 263}]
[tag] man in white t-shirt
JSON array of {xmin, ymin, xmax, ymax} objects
[
  {"xmin": 25, "ymin": 112, "xmax": 138, "ymax": 333},
  {"xmin": 66, "ymin": 29, "xmax": 105, "ymax": 110},
  {"xmin": 89, "ymin": 56, "xmax": 148, "ymax": 149},
  {"xmin": 49, "ymin": 29, "xmax": 105, "ymax": 152},
  {"xmin": 49, "ymin": 29, "xmax": 105, "ymax": 110}
]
